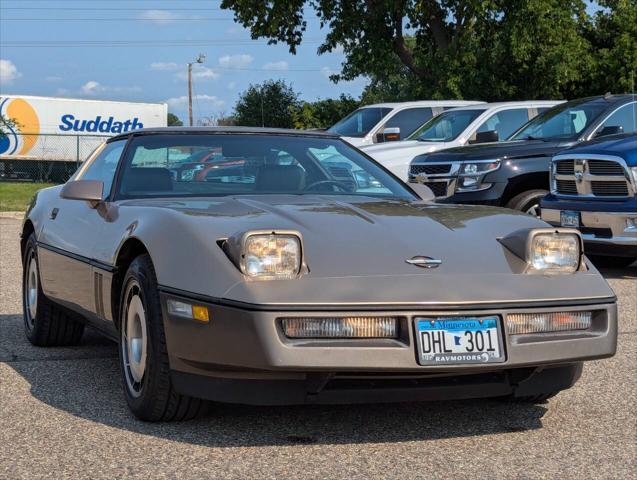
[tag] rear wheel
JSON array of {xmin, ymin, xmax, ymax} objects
[
  {"xmin": 22, "ymin": 234, "xmax": 84, "ymax": 346},
  {"xmin": 118, "ymin": 254, "xmax": 207, "ymax": 421},
  {"xmin": 506, "ymin": 189, "xmax": 549, "ymax": 217}
]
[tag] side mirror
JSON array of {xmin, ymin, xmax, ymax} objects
[
  {"xmin": 471, "ymin": 130, "xmax": 499, "ymax": 144},
  {"xmin": 409, "ymin": 182, "xmax": 435, "ymax": 202},
  {"xmin": 596, "ymin": 125, "xmax": 624, "ymax": 138},
  {"xmin": 60, "ymin": 180, "xmax": 104, "ymax": 208},
  {"xmin": 376, "ymin": 127, "xmax": 401, "ymax": 143}
]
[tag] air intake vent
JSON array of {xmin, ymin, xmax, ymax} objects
[
  {"xmin": 556, "ymin": 179, "xmax": 578, "ymax": 195},
  {"xmin": 410, "ymin": 164, "xmax": 452, "ymax": 175},
  {"xmin": 588, "ymin": 160, "xmax": 625, "ymax": 176},
  {"xmin": 555, "ymin": 160, "xmax": 574, "ymax": 175},
  {"xmin": 591, "ymin": 181, "xmax": 629, "ymax": 197}
]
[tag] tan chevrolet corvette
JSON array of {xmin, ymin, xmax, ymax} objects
[{"xmin": 21, "ymin": 127, "xmax": 617, "ymax": 421}]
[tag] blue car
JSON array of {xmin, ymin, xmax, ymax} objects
[{"xmin": 541, "ymin": 134, "xmax": 637, "ymax": 267}]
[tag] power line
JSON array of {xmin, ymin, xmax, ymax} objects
[
  {"xmin": 2, "ymin": 38, "xmax": 323, "ymax": 48},
  {"xmin": 1, "ymin": 17, "xmax": 236, "ymax": 22},
  {"xmin": 1, "ymin": 7, "xmax": 226, "ymax": 10}
]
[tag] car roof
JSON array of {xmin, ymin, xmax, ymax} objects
[
  {"xmin": 561, "ymin": 94, "xmax": 637, "ymax": 108},
  {"xmin": 360, "ymin": 100, "xmax": 484, "ymax": 109},
  {"xmin": 448, "ymin": 100, "xmax": 565, "ymax": 111},
  {"xmin": 109, "ymin": 126, "xmax": 340, "ymax": 142}
]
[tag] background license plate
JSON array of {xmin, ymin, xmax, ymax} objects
[
  {"xmin": 560, "ymin": 210, "xmax": 580, "ymax": 228},
  {"xmin": 415, "ymin": 317, "xmax": 504, "ymax": 365}
]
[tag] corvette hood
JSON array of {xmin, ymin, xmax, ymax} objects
[
  {"xmin": 413, "ymin": 139, "xmax": 575, "ymax": 163},
  {"xmin": 119, "ymin": 195, "xmax": 614, "ymax": 306}
]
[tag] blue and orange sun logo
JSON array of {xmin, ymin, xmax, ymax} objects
[{"xmin": 0, "ymin": 97, "xmax": 40, "ymax": 156}]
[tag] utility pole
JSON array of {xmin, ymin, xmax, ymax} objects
[{"xmin": 187, "ymin": 54, "xmax": 206, "ymax": 127}]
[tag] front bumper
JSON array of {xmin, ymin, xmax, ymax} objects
[
  {"xmin": 542, "ymin": 207, "xmax": 637, "ymax": 256},
  {"xmin": 160, "ymin": 290, "xmax": 617, "ymax": 404}
]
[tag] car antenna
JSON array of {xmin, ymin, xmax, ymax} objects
[{"xmin": 604, "ymin": 92, "xmax": 612, "ymax": 99}]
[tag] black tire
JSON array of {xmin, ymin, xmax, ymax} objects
[
  {"xmin": 118, "ymin": 254, "xmax": 207, "ymax": 421},
  {"xmin": 505, "ymin": 189, "xmax": 549, "ymax": 217},
  {"xmin": 588, "ymin": 255, "xmax": 637, "ymax": 269},
  {"xmin": 22, "ymin": 234, "xmax": 84, "ymax": 346}
]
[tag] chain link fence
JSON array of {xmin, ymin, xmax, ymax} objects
[{"xmin": 0, "ymin": 133, "xmax": 110, "ymax": 183}]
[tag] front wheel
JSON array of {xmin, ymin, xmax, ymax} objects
[
  {"xmin": 118, "ymin": 254, "xmax": 206, "ymax": 421},
  {"xmin": 505, "ymin": 189, "xmax": 549, "ymax": 217}
]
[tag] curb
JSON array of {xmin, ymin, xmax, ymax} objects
[{"xmin": 0, "ymin": 211, "xmax": 25, "ymax": 220}]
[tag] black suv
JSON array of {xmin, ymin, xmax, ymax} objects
[{"xmin": 408, "ymin": 94, "xmax": 637, "ymax": 215}]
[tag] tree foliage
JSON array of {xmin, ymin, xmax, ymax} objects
[
  {"xmin": 233, "ymin": 79, "xmax": 300, "ymax": 128},
  {"xmin": 292, "ymin": 94, "xmax": 360, "ymax": 129},
  {"xmin": 167, "ymin": 112, "xmax": 183, "ymax": 126},
  {"xmin": 221, "ymin": 0, "xmax": 637, "ymax": 101}
]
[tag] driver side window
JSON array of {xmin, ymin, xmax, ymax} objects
[
  {"xmin": 77, "ymin": 140, "xmax": 126, "ymax": 199},
  {"xmin": 598, "ymin": 103, "xmax": 637, "ymax": 135}
]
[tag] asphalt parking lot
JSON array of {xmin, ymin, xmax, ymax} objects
[{"xmin": 0, "ymin": 215, "xmax": 635, "ymax": 479}]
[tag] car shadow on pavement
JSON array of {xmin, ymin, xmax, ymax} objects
[
  {"xmin": 2, "ymin": 314, "xmax": 548, "ymax": 447},
  {"xmin": 595, "ymin": 263, "xmax": 637, "ymax": 280}
]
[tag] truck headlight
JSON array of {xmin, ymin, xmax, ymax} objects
[
  {"xmin": 460, "ymin": 161, "xmax": 500, "ymax": 175},
  {"xmin": 242, "ymin": 234, "xmax": 301, "ymax": 280},
  {"xmin": 630, "ymin": 166, "xmax": 637, "ymax": 186},
  {"xmin": 457, "ymin": 160, "xmax": 500, "ymax": 191},
  {"xmin": 499, "ymin": 228, "xmax": 583, "ymax": 274},
  {"xmin": 529, "ymin": 232, "xmax": 580, "ymax": 273}
]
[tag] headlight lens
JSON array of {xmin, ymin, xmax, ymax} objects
[
  {"xmin": 460, "ymin": 161, "xmax": 500, "ymax": 175},
  {"xmin": 630, "ymin": 166, "xmax": 637, "ymax": 186},
  {"xmin": 243, "ymin": 234, "xmax": 301, "ymax": 280},
  {"xmin": 456, "ymin": 161, "xmax": 501, "ymax": 191},
  {"xmin": 529, "ymin": 233, "xmax": 580, "ymax": 273}
]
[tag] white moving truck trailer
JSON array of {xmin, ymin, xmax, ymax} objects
[{"xmin": 0, "ymin": 95, "xmax": 166, "ymax": 160}]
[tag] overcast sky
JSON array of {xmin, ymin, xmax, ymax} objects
[{"xmin": 0, "ymin": 0, "xmax": 366, "ymax": 124}]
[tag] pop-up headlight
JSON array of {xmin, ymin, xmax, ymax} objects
[
  {"xmin": 499, "ymin": 228, "xmax": 583, "ymax": 274},
  {"xmin": 223, "ymin": 230, "xmax": 303, "ymax": 280}
]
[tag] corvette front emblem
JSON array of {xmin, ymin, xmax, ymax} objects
[{"xmin": 405, "ymin": 256, "xmax": 442, "ymax": 268}]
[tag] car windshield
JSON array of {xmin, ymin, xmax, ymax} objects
[
  {"xmin": 509, "ymin": 100, "xmax": 607, "ymax": 141},
  {"xmin": 327, "ymin": 107, "xmax": 392, "ymax": 137},
  {"xmin": 116, "ymin": 134, "xmax": 416, "ymax": 200},
  {"xmin": 409, "ymin": 109, "xmax": 485, "ymax": 142}
]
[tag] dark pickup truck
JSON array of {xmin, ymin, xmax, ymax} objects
[
  {"xmin": 540, "ymin": 134, "xmax": 637, "ymax": 267},
  {"xmin": 408, "ymin": 95, "xmax": 637, "ymax": 216}
]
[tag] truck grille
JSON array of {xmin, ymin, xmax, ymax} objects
[
  {"xmin": 555, "ymin": 160, "xmax": 574, "ymax": 175},
  {"xmin": 424, "ymin": 182, "xmax": 448, "ymax": 197},
  {"xmin": 590, "ymin": 181, "xmax": 629, "ymax": 197},
  {"xmin": 556, "ymin": 180, "xmax": 578, "ymax": 195},
  {"xmin": 588, "ymin": 160, "xmax": 625, "ymax": 176},
  {"xmin": 552, "ymin": 156, "xmax": 633, "ymax": 199},
  {"xmin": 410, "ymin": 164, "xmax": 452, "ymax": 175}
]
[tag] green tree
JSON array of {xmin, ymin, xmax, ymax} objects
[
  {"xmin": 220, "ymin": 0, "xmax": 629, "ymax": 100},
  {"xmin": 292, "ymin": 94, "xmax": 360, "ymax": 129},
  {"xmin": 234, "ymin": 79, "xmax": 300, "ymax": 128},
  {"xmin": 167, "ymin": 112, "xmax": 183, "ymax": 126},
  {"xmin": 580, "ymin": 0, "xmax": 637, "ymax": 95}
]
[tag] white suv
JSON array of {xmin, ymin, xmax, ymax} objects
[
  {"xmin": 327, "ymin": 100, "xmax": 484, "ymax": 147},
  {"xmin": 362, "ymin": 101, "xmax": 564, "ymax": 180}
]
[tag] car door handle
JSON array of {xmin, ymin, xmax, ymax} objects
[{"xmin": 50, "ymin": 208, "xmax": 59, "ymax": 220}]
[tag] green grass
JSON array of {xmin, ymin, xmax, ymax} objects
[{"xmin": 0, "ymin": 183, "xmax": 56, "ymax": 211}]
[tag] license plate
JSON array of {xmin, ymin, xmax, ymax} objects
[
  {"xmin": 560, "ymin": 210, "xmax": 580, "ymax": 228},
  {"xmin": 415, "ymin": 316, "xmax": 504, "ymax": 365}
]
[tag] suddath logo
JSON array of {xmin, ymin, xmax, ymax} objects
[
  {"xmin": 0, "ymin": 96, "xmax": 40, "ymax": 156},
  {"xmin": 59, "ymin": 114, "xmax": 144, "ymax": 134}
]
